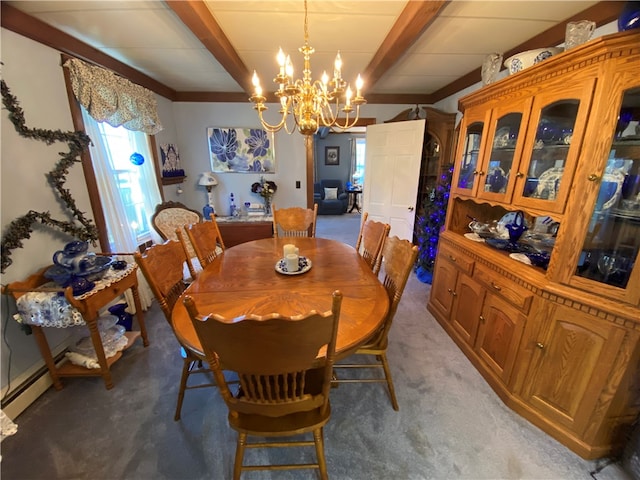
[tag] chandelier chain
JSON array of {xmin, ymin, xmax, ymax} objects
[{"xmin": 249, "ymin": 0, "xmax": 366, "ymax": 136}]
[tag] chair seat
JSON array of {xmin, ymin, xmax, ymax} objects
[{"xmin": 229, "ymin": 404, "xmax": 331, "ymax": 436}]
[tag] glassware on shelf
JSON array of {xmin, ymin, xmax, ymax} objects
[
  {"xmin": 481, "ymin": 53, "xmax": 503, "ymax": 85},
  {"xmin": 565, "ymin": 20, "xmax": 595, "ymax": 50},
  {"xmin": 521, "ymin": 100, "xmax": 580, "ymax": 200},
  {"xmin": 456, "ymin": 121, "xmax": 484, "ymax": 191},
  {"xmin": 574, "ymin": 87, "xmax": 640, "ymax": 290},
  {"xmin": 484, "ymin": 112, "xmax": 523, "ymax": 195}
]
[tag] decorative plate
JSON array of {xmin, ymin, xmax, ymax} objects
[
  {"xmin": 464, "ymin": 233, "xmax": 485, "ymax": 242},
  {"xmin": 533, "ymin": 166, "xmax": 564, "ymax": 200},
  {"xmin": 595, "ymin": 170, "xmax": 625, "ymax": 212},
  {"xmin": 275, "ymin": 256, "xmax": 312, "ymax": 275}
]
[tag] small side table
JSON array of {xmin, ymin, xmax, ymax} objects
[
  {"xmin": 346, "ymin": 189, "xmax": 363, "ymax": 213},
  {"xmin": 5, "ymin": 263, "xmax": 149, "ymax": 390}
]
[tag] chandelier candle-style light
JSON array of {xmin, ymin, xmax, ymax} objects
[{"xmin": 249, "ymin": 0, "xmax": 366, "ymax": 136}]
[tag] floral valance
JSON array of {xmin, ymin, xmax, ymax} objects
[{"xmin": 63, "ymin": 58, "xmax": 163, "ymax": 135}]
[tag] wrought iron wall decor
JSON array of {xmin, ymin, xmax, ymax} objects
[{"xmin": 1, "ymin": 79, "xmax": 98, "ymax": 273}]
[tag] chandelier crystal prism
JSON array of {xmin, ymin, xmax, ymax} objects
[{"xmin": 249, "ymin": 0, "xmax": 366, "ymax": 136}]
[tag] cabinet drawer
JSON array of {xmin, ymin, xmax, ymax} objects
[
  {"xmin": 474, "ymin": 263, "xmax": 533, "ymax": 313},
  {"xmin": 439, "ymin": 243, "xmax": 474, "ymax": 275}
]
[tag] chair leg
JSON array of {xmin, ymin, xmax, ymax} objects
[
  {"xmin": 233, "ymin": 432, "xmax": 247, "ymax": 480},
  {"xmin": 380, "ymin": 353, "xmax": 399, "ymax": 411},
  {"xmin": 174, "ymin": 357, "xmax": 193, "ymax": 421},
  {"xmin": 314, "ymin": 427, "xmax": 328, "ymax": 480}
]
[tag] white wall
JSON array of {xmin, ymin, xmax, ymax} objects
[
  {"xmin": 168, "ymin": 103, "xmax": 419, "ymax": 215},
  {"xmin": 0, "ymin": 29, "xmax": 95, "ymax": 396}
]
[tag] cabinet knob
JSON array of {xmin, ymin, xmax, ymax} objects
[
  {"xmin": 448, "ymin": 255, "xmax": 456, "ymax": 262},
  {"xmin": 535, "ymin": 342, "xmax": 545, "ymax": 350},
  {"xmin": 447, "ymin": 288, "xmax": 453, "ymax": 293},
  {"xmin": 490, "ymin": 282, "xmax": 502, "ymax": 291},
  {"xmin": 451, "ymin": 291, "xmax": 457, "ymax": 297},
  {"xmin": 479, "ymin": 315, "xmax": 485, "ymax": 323},
  {"xmin": 588, "ymin": 173, "xmax": 601, "ymax": 182},
  {"xmin": 407, "ymin": 206, "xmax": 414, "ymax": 211},
  {"xmin": 515, "ymin": 172, "xmax": 524, "ymax": 178}
]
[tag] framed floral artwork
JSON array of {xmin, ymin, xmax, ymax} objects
[{"xmin": 207, "ymin": 127, "xmax": 275, "ymax": 173}]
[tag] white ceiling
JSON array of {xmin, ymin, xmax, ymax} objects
[{"xmin": 5, "ymin": 0, "xmax": 605, "ymax": 99}]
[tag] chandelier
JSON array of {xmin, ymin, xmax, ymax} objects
[{"xmin": 249, "ymin": 0, "xmax": 366, "ymax": 136}]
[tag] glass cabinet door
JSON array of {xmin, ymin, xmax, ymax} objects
[
  {"xmin": 478, "ymin": 98, "xmax": 532, "ymax": 202},
  {"xmin": 574, "ymin": 86, "xmax": 640, "ymax": 295},
  {"xmin": 451, "ymin": 109, "xmax": 491, "ymax": 197},
  {"xmin": 513, "ymin": 79, "xmax": 595, "ymax": 214}
]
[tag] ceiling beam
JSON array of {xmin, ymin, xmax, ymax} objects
[
  {"xmin": 166, "ymin": 0, "xmax": 253, "ymax": 94},
  {"xmin": 363, "ymin": 0, "xmax": 450, "ymax": 88}
]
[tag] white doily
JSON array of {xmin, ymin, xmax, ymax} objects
[{"xmin": 14, "ymin": 264, "xmax": 136, "ymax": 328}]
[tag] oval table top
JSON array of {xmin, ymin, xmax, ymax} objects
[{"xmin": 171, "ymin": 237, "xmax": 389, "ymax": 359}]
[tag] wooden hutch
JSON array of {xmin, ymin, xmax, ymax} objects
[{"xmin": 428, "ymin": 30, "xmax": 640, "ymax": 459}]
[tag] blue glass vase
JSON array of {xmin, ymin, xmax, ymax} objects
[{"xmin": 618, "ymin": 1, "xmax": 640, "ymax": 31}]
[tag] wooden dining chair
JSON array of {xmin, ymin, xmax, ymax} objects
[
  {"xmin": 134, "ymin": 240, "xmax": 216, "ymax": 421},
  {"xmin": 355, "ymin": 212, "xmax": 390, "ymax": 274},
  {"xmin": 272, "ymin": 203, "xmax": 318, "ymax": 238},
  {"xmin": 150, "ymin": 201, "xmax": 203, "ymax": 280},
  {"xmin": 333, "ymin": 236, "xmax": 418, "ymax": 411},
  {"xmin": 179, "ymin": 217, "xmax": 225, "ymax": 269},
  {"xmin": 183, "ymin": 290, "xmax": 343, "ymax": 480}
]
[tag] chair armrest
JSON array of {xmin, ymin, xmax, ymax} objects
[{"xmin": 338, "ymin": 193, "xmax": 348, "ymax": 200}]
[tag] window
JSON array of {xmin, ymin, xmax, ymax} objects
[
  {"xmin": 353, "ymin": 137, "xmax": 366, "ymax": 185},
  {"xmin": 81, "ymin": 109, "xmax": 161, "ymax": 251}
]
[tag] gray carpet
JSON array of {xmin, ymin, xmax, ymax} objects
[{"xmin": 0, "ymin": 213, "xmax": 630, "ymax": 479}]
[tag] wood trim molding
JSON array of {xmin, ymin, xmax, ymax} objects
[
  {"xmin": 61, "ymin": 54, "xmax": 110, "ymax": 252},
  {"xmin": 1, "ymin": 3, "xmax": 177, "ymax": 101},
  {"xmin": 430, "ymin": 1, "xmax": 626, "ymax": 103}
]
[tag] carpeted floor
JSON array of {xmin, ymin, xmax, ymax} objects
[{"xmin": 0, "ymin": 213, "xmax": 631, "ymax": 479}]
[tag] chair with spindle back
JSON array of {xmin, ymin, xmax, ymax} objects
[
  {"xmin": 183, "ymin": 290, "xmax": 343, "ymax": 480},
  {"xmin": 333, "ymin": 236, "xmax": 418, "ymax": 410},
  {"xmin": 272, "ymin": 203, "xmax": 318, "ymax": 238},
  {"xmin": 134, "ymin": 240, "xmax": 216, "ymax": 420}
]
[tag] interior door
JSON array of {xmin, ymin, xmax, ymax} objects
[{"xmin": 362, "ymin": 120, "xmax": 425, "ymax": 240}]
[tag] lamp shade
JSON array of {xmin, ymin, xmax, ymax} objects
[{"xmin": 198, "ymin": 172, "xmax": 218, "ymax": 187}]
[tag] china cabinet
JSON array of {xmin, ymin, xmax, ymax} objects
[{"xmin": 428, "ymin": 30, "xmax": 640, "ymax": 460}]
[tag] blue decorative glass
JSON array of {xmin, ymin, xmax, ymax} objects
[
  {"xmin": 203, "ymin": 204, "xmax": 215, "ymax": 220},
  {"xmin": 618, "ymin": 1, "xmax": 640, "ymax": 31},
  {"xmin": 129, "ymin": 152, "xmax": 145, "ymax": 165}
]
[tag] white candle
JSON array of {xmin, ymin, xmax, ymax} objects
[
  {"xmin": 285, "ymin": 253, "xmax": 299, "ymax": 272},
  {"xmin": 283, "ymin": 244, "xmax": 296, "ymax": 258}
]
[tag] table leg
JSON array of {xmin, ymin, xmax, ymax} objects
[
  {"xmin": 348, "ymin": 192, "xmax": 361, "ymax": 213},
  {"xmin": 31, "ymin": 326, "xmax": 63, "ymax": 390},
  {"xmin": 86, "ymin": 316, "xmax": 114, "ymax": 390},
  {"xmin": 130, "ymin": 284, "xmax": 149, "ymax": 347}
]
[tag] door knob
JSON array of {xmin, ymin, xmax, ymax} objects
[{"xmin": 535, "ymin": 342, "xmax": 545, "ymax": 350}]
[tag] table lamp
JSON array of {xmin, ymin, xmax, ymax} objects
[{"xmin": 198, "ymin": 172, "xmax": 218, "ymax": 219}]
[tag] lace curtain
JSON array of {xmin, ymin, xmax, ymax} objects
[
  {"xmin": 64, "ymin": 58, "xmax": 163, "ymax": 135},
  {"xmin": 81, "ymin": 107, "xmax": 159, "ymax": 310}
]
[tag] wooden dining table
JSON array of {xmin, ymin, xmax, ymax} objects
[{"xmin": 171, "ymin": 237, "xmax": 389, "ymax": 360}]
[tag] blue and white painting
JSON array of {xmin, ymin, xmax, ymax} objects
[{"xmin": 207, "ymin": 127, "xmax": 275, "ymax": 173}]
